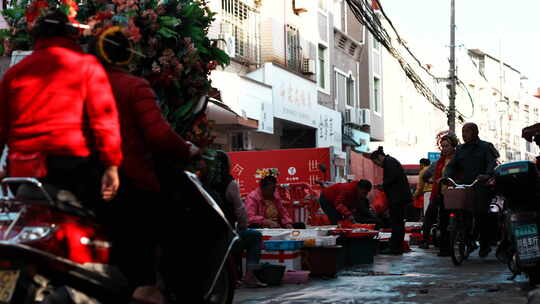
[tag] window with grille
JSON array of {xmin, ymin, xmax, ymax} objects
[
  {"xmin": 286, "ymin": 25, "xmax": 302, "ymax": 72},
  {"xmin": 221, "ymin": 0, "xmax": 260, "ymax": 62}
]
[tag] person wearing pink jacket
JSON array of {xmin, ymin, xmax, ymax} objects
[{"xmin": 245, "ymin": 176, "xmax": 293, "ymax": 228}]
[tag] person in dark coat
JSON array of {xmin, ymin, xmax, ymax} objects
[
  {"xmin": 208, "ymin": 151, "xmax": 266, "ymax": 288},
  {"xmin": 444, "ymin": 122, "xmax": 499, "ymax": 257},
  {"xmin": 370, "ymin": 146, "xmax": 412, "ymax": 255},
  {"xmin": 90, "ymin": 27, "xmax": 198, "ymax": 302}
]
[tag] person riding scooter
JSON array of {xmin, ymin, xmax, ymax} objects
[{"xmin": 0, "ymin": 10, "xmax": 122, "ymax": 204}]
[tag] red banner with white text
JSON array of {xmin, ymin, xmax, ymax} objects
[{"xmin": 228, "ymin": 148, "xmax": 332, "ymax": 196}]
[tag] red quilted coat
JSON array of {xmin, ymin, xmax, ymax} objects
[{"xmin": 0, "ymin": 37, "xmax": 122, "ymax": 175}]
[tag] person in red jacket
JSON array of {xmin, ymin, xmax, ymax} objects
[
  {"xmin": 319, "ymin": 179, "xmax": 375, "ymax": 225},
  {"xmin": 90, "ymin": 26, "xmax": 198, "ymax": 300},
  {"xmin": 0, "ymin": 11, "xmax": 122, "ymax": 203}
]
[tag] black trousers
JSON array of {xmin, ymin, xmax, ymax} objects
[
  {"xmin": 423, "ymin": 194, "xmax": 451, "ymax": 252},
  {"xmin": 103, "ymin": 176, "xmax": 159, "ymax": 289},
  {"xmin": 43, "ymin": 155, "xmax": 103, "ymax": 207},
  {"xmin": 473, "ymin": 186, "xmax": 496, "ymax": 248},
  {"xmin": 422, "ymin": 198, "xmax": 438, "ymax": 241},
  {"xmin": 319, "ymin": 194, "xmax": 343, "ymax": 225},
  {"xmin": 389, "ymin": 201, "xmax": 407, "ymax": 252}
]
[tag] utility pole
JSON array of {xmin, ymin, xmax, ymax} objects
[{"xmin": 448, "ymin": 0, "xmax": 457, "ymax": 133}]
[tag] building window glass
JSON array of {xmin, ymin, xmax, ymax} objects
[
  {"xmin": 335, "ymin": 71, "xmax": 356, "ymax": 109},
  {"xmin": 333, "ymin": 0, "xmax": 344, "ymax": 31},
  {"xmin": 373, "ymin": 77, "xmax": 381, "ymax": 113},
  {"xmin": 335, "ymin": 72, "xmax": 346, "ymax": 107},
  {"xmin": 318, "ymin": 44, "xmax": 327, "ymax": 89},
  {"xmin": 373, "ymin": 37, "xmax": 380, "ymax": 51},
  {"xmin": 346, "ymin": 76, "xmax": 354, "ymax": 107}
]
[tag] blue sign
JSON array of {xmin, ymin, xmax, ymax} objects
[
  {"xmin": 428, "ymin": 152, "xmax": 441, "ymax": 163},
  {"xmin": 352, "ymin": 129, "xmax": 370, "ymax": 153}
]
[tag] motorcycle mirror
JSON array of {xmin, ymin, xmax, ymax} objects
[
  {"xmin": 489, "ymin": 204, "xmax": 500, "ymax": 214},
  {"xmin": 192, "ymin": 95, "xmax": 208, "ymax": 117}
]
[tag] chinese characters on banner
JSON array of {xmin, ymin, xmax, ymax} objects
[
  {"xmin": 228, "ymin": 148, "xmax": 332, "ymax": 196},
  {"xmin": 316, "ymin": 105, "xmax": 342, "ymax": 152}
]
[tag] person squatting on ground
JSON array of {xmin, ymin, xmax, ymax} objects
[
  {"xmin": 419, "ymin": 133, "xmax": 460, "ymax": 255},
  {"xmin": 444, "ymin": 122, "xmax": 499, "ymax": 258},
  {"xmin": 208, "ymin": 151, "xmax": 267, "ymax": 288},
  {"xmin": 319, "ymin": 179, "xmax": 382, "ymax": 227},
  {"xmin": 370, "ymin": 147, "xmax": 412, "ymax": 255},
  {"xmin": 245, "ymin": 175, "xmax": 294, "ymax": 229},
  {"xmin": 0, "ymin": 10, "xmax": 122, "ymax": 204}
]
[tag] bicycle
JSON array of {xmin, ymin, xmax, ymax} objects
[{"xmin": 442, "ymin": 178, "xmax": 479, "ymax": 266}]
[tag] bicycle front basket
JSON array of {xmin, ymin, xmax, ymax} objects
[{"xmin": 442, "ymin": 187, "xmax": 475, "ymax": 210}]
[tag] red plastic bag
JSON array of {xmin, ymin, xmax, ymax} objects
[{"xmin": 371, "ymin": 190, "xmax": 389, "ymax": 214}]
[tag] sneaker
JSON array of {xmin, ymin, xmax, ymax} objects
[{"xmin": 479, "ymin": 246, "xmax": 492, "ymax": 258}]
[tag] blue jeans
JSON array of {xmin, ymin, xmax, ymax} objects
[{"xmin": 236, "ymin": 229, "xmax": 262, "ymax": 269}]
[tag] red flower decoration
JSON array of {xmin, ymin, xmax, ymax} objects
[
  {"xmin": 61, "ymin": 0, "xmax": 79, "ymax": 22},
  {"xmin": 25, "ymin": 0, "xmax": 49, "ymax": 24}
]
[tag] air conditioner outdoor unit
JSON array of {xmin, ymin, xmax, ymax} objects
[
  {"xmin": 359, "ymin": 108, "xmax": 371, "ymax": 126},
  {"xmin": 344, "ymin": 109, "xmax": 352, "ymax": 124},
  {"xmin": 302, "ymin": 58, "xmax": 316, "ymax": 75},
  {"xmin": 344, "ymin": 109, "xmax": 360, "ymax": 125}
]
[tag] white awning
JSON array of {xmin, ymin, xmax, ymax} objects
[{"xmin": 207, "ymin": 98, "xmax": 258, "ymax": 129}]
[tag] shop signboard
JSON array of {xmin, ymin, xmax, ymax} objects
[
  {"xmin": 228, "ymin": 147, "xmax": 332, "ymax": 196},
  {"xmin": 248, "ymin": 63, "xmax": 318, "ymax": 128},
  {"xmin": 210, "ymin": 71, "xmax": 274, "ymax": 134},
  {"xmin": 316, "ymin": 104, "xmax": 342, "ymax": 152},
  {"xmin": 428, "ymin": 152, "xmax": 441, "ymax": 163}
]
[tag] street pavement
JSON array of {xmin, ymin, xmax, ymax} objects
[{"xmin": 234, "ymin": 247, "xmax": 532, "ymax": 304}]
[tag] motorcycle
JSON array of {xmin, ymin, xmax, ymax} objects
[
  {"xmin": 493, "ymin": 160, "xmax": 540, "ymax": 285},
  {"xmin": 0, "ymin": 171, "xmax": 238, "ymax": 303}
]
